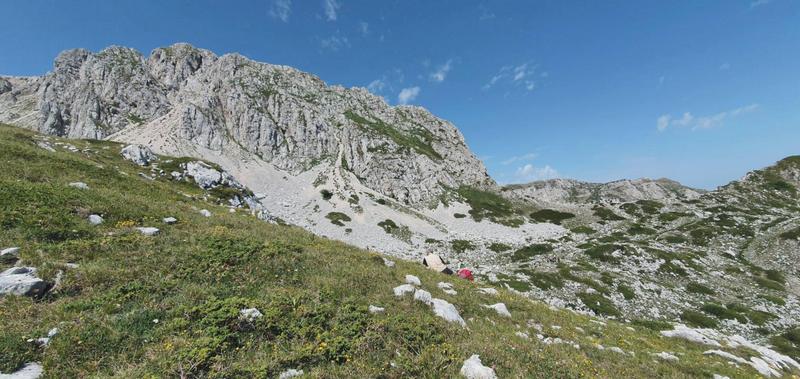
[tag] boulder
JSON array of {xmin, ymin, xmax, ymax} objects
[
  {"xmin": 431, "ymin": 298, "xmax": 466, "ymax": 326},
  {"xmin": 413, "ymin": 289, "xmax": 433, "ymax": 305},
  {"xmin": 185, "ymin": 161, "xmax": 223, "ymax": 189},
  {"xmin": 438, "ymin": 282, "xmax": 457, "ymax": 295},
  {"xmin": 136, "ymin": 227, "xmax": 160, "ymax": 236},
  {"xmin": 199, "ymin": 209, "xmax": 212, "ymax": 217},
  {"xmin": 88, "ymin": 214, "xmax": 103, "ymax": 225},
  {"xmin": 460, "ymin": 355, "xmax": 497, "ymax": 379},
  {"xmin": 653, "ymin": 352, "xmax": 679, "ymax": 362},
  {"xmin": 477, "ymin": 288, "xmax": 498, "ymax": 296},
  {"xmin": 163, "ymin": 217, "xmax": 177, "ymax": 224},
  {"xmin": 0, "ymin": 267, "xmax": 48, "ymax": 298},
  {"xmin": 68, "ymin": 182, "xmax": 89, "ymax": 190},
  {"xmin": 393, "ymin": 284, "xmax": 415, "ymax": 297},
  {"xmin": 368, "ymin": 305, "xmax": 385, "ymax": 314},
  {"xmin": 278, "ymin": 369, "xmax": 303, "ymax": 379},
  {"xmin": 382, "ymin": 258, "xmax": 395, "ymax": 267},
  {"xmin": 0, "ymin": 247, "xmax": 20, "ymax": 263},
  {"xmin": 405, "ymin": 274, "xmax": 421, "ymax": 286},
  {"xmin": 238, "ymin": 308, "xmax": 263, "ymax": 322},
  {"xmin": 0, "ymin": 362, "xmax": 44, "ymax": 379},
  {"xmin": 120, "ymin": 144, "xmax": 156, "ymax": 166},
  {"xmin": 484, "ymin": 303, "xmax": 511, "ymax": 318}
]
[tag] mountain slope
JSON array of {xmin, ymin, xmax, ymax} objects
[
  {"xmin": 1, "ymin": 124, "xmax": 796, "ymax": 378},
  {"xmin": 503, "ymin": 177, "xmax": 704, "ymax": 206},
  {"xmin": 484, "ymin": 156, "xmax": 800, "ymax": 358},
  {"xmin": 0, "ymin": 43, "xmax": 492, "ymax": 205}
]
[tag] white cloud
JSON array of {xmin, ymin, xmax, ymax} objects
[
  {"xmin": 750, "ymin": 0, "xmax": 772, "ymax": 8},
  {"xmin": 478, "ymin": 5, "xmax": 495, "ymax": 20},
  {"xmin": 320, "ymin": 31, "xmax": 349, "ymax": 51},
  {"xmin": 501, "ymin": 152, "xmax": 538, "ymax": 165},
  {"xmin": 514, "ymin": 164, "xmax": 559, "ymax": 182},
  {"xmin": 483, "ymin": 62, "xmax": 539, "ymax": 91},
  {"xmin": 397, "ymin": 86, "xmax": 420, "ymax": 104},
  {"xmin": 367, "ymin": 79, "xmax": 385, "ymax": 93},
  {"xmin": 656, "ymin": 104, "xmax": 759, "ymax": 132},
  {"xmin": 430, "ymin": 59, "xmax": 453, "ymax": 83},
  {"xmin": 359, "ymin": 21, "xmax": 369, "ymax": 36},
  {"xmin": 720, "ymin": 62, "xmax": 731, "ymax": 70},
  {"xmin": 269, "ymin": 0, "xmax": 292, "ymax": 22},
  {"xmin": 324, "ymin": 0, "xmax": 341, "ymax": 21},
  {"xmin": 656, "ymin": 115, "xmax": 671, "ymax": 132}
]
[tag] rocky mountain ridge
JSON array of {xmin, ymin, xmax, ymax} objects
[
  {"xmin": 503, "ymin": 177, "xmax": 705, "ymax": 206},
  {"xmin": 0, "ymin": 43, "xmax": 492, "ymax": 205}
]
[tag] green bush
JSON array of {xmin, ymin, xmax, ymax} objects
[
  {"xmin": 592, "ymin": 206, "xmax": 624, "ymax": 221},
  {"xmin": 577, "ymin": 292, "xmax": 620, "ymax": 317},
  {"xmin": 617, "ymin": 284, "xmax": 635, "ymax": 300},
  {"xmin": 320, "ymin": 189, "xmax": 333, "ymax": 200},
  {"xmin": 487, "ymin": 242, "xmax": 511, "ymax": 253},
  {"xmin": 527, "ymin": 271, "xmax": 564, "ymax": 290},
  {"xmin": 680, "ymin": 310, "xmax": 718, "ymax": 328},
  {"xmin": 755, "ymin": 277, "xmax": 785, "ymax": 291},
  {"xmin": 628, "ymin": 224, "xmax": 656, "ymax": 235},
  {"xmin": 378, "ymin": 219, "xmax": 398, "ymax": 233},
  {"xmin": 771, "ymin": 327, "xmax": 800, "ymax": 360},
  {"xmin": 529, "ymin": 209, "xmax": 575, "ymax": 225},
  {"xmin": 511, "ymin": 244, "xmax": 553, "ymax": 262},
  {"xmin": 583, "ymin": 244, "xmax": 624, "ymax": 264},
  {"xmin": 456, "ymin": 186, "xmax": 522, "ymax": 226},
  {"xmin": 326, "ymin": 212, "xmax": 351, "ymax": 226},
  {"xmin": 686, "ymin": 282, "xmax": 715, "ymax": 295},
  {"xmin": 632, "ymin": 319, "xmax": 673, "ymax": 331},
  {"xmin": 570, "ymin": 226, "xmax": 596, "ymax": 235},
  {"xmin": 701, "ymin": 303, "xmax": 747, "ymax": 323},
  {"xmin": 780, "ymin": 226, "xmax": 800, "ymax": 240},
  {"xmin": 451, "ymin": 239, "xmax": 475, "ymax": 254}
]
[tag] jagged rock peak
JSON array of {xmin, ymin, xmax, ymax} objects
[{"xmin": 0, "ymin": 43, "xmax": 494, "ymax": 204}]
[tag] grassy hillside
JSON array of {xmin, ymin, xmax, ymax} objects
[{"xmin": 0, "ymin": 125, "xmax": 784, "ymax": 378}]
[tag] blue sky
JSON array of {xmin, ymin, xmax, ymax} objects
[{"xmin": 1, "ymin": 0, "xmax": 798, "ymax": 189}]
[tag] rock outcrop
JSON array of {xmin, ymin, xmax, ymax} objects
[
  {"xmin": 503, "ymin": 177, "xmax": 704, "ymax": 205},
  {"xmin": 0, "ymin": 43, "xmax": 493, "ymax": 204}
]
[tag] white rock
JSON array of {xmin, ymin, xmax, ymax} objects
[
  {"xmin": 477, "ymin": 288, "xmax": 498, "ymax": 296},
  {"xmin": 431, "ymin": 298, "xmax": 466, "ymax": 326},
  {"xmin": 368, "ymin": 305, "xmax": 385, "ymax": 314},
  {"xmin": 608, "ymin": 346, "xmax": 625, "ymax": 354},
  {"xmin": 405, "ymin": 274, "xmax": 421, "ymax": 286},
  {"xmin": 414, "ymin": 289, "xmax": 433, "ymax": 304},
  {"xmin": 660, "ymin": 324, "xmax": 721, "ymax": 347},
  {"xmin": 712, "ymin": 375, "xmax": 730, "ymax": 379},
  {"xmin": 382, "ymin": 258, "xmax": 395, "ymax": 267},
  {"xmin": 185, "ymin": 161, "xmax": 223, "ymax": 189},
  {"xmin": 163, "ymin": 217, "xmax": 177, "ymax": 224},
  {"xmin": 120, "ymin": 144, "xmax": 156, "ymax": 166},
  {"xmin": 199, "ymin": 209, "xmax": 212, "ymax": 217},
  {"xmin": 460, "ymin": 354, "xmax": 497, "ymax": 379},
  {"xmin": 88, "ymin": 214, "xmax": 103, "ymax": 225},
  {"xmin": 393, "ymin": 284, "xmax": 415, "ymax": 297},
  {"xmin": 68, "ymin": 182, "xmax": 89, "ymax": 190},
  {"xmin": 0, "ymin": 267, "xmax": 48, "ymax": 297},
  {"xmin": 437, "ymin": 282, "xmax": 457, "ymax": 295},
  {"xmin": 484, "ymin": 303, "xmax": 511, "ymax": 317},
  {"xmin": 515, "ymin": 331, "xmax": 530, "ymax": 340},
  {"xmin": 136, "ymin": 227, "xmax": 160, "ymax": 236},
  {"xmin": 278, "ymin": 369, "xmax": 304, "ymax": 379},
  {"xmin": 0, "ymin": 247, "xmax": 19, "ymax": 262},
  {"xmin": 653, "ymin": 352, "xmax": 679, "ymax": 362},
  {"xmin": 239, "ymin": 308, "xmax": 263, "ymax": 322},
  {"xmin": 0, "ymin": 362, "xmax": 44, "ymax": 379}
]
